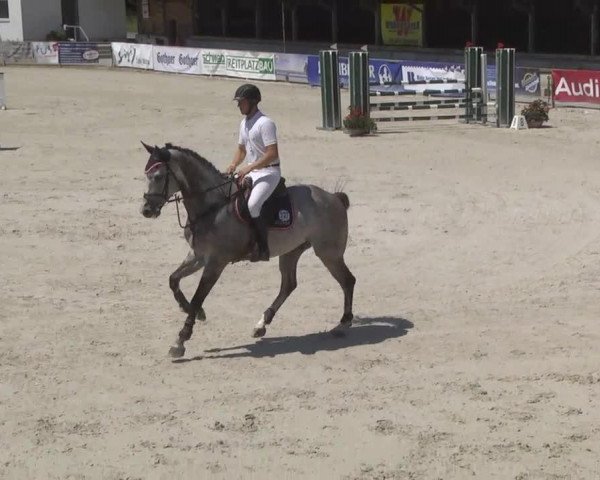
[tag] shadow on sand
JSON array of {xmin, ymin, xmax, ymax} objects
[{"xmin": 173, "ymin": 315, "xmax": 413, "ymax": 363}]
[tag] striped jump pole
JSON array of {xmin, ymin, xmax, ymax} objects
[
  {"xmin": 319, "ymin": 50, "xmax": 341, "ymax": 130},
  {"xmin": 496, "ymin": 48, "xmax": 515, "ymax": 127},
  {"xmin": 371, "ymin": 99, "xmax": 468, "ymax": 111},
  {"xmin": 369, "ymin": 78, "xmax": 462, "ymax": 87},
  {"xmin": 377, "ymin": 114, "xmax": 469, "ymax": 123},
  {"xmin": 349, "ymin": 51, "xmax": 370, "ymax": 119}
]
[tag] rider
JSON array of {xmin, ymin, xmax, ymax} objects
[{"xmin": 227, "ymin": 83, "xmax": 281, "ymax": 262}]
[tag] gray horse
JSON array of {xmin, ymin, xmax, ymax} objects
[{"xmin": 141, "ymin": 142, "xmax": 356, "ymax": 358}]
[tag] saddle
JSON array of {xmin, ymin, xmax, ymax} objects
[{"xmin": 234, "ymin": 177, "xmax": 294, "ymax": 229}]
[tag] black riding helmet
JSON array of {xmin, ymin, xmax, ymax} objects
[{"xmin": 233, "ymin": 83, "xmax": 261, "ymax": 103}]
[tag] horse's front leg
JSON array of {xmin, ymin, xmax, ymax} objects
[
  {"xmin": 169, "ymin": 250, "xmax": 206, "ymax": 320},
  {"xmin": 169, "ymin": 258, "xmax": 228, "ymax": 358}
]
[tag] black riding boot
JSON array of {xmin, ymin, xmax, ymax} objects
[{"xmin": 249, "ymin": 216, "xmax": 270, "ymax": 262}]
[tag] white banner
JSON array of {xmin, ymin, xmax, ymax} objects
[
  {"xmin": 153, "ymin": 46, "xmax": 202, "ymax": 75},
  {"xmin": 31, "ymin": 42, "xmax": 59, "ymax": 65},
  {"xmin": 201, "ymin": 49, "xmax": 276, "ymax": 80},
  {"xmin": 112, "ymin": 42, "xmax": 153, "ymax": 70}
]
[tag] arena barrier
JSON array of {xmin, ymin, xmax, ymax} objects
[{"xmin": 320, "ymin": 46, "xmax": 516, "ymax": 129}]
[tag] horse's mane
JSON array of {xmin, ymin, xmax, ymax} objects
[{"xmin": 165, "ymin": 143, "xmax": 223, "ymax": 179}]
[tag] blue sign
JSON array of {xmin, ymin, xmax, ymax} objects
[
  {"xmin": 307, "ymin": 54, "xmax": 540, "ymax": 97},
  {"xmin": 307, "ymin": 55, "xmax": 403, "ymax": 89},
  {"xmin": 486, "ymin": 66, "xmax": 541, "ymax": 96},
  {"xmin": 58, "ymin": 42, "xmax": 100, "ymax": 65}
]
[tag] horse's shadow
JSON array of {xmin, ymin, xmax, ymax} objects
[{"xmin": 174, "ymin": 316, "xmax": 413, "ymax": 362}]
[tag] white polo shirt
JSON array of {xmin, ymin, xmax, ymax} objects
[{"xmin": 238, "ymin": 110, "xmax": 281, "ymax": 178}]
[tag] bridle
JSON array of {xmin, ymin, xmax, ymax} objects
[{"xmin": 143, "ymin": 161, "xmax": 237, "ymax": 229}]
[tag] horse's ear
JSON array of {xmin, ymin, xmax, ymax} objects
[{"xmin": 141, "ymin": 141, "xmax": 154, "ymax": 154}]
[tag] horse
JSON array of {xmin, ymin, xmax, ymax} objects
[{"xmin": 140, "ymin": 142, "xmax": 356, "ymax": 358}]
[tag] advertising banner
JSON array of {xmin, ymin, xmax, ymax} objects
[
  {"xmin": 306, "ymin": 55, "xmax": 402, "ymax": 88},
  {"xmin": 275, "ymin": 53, "xmax": 308, "ymax": 83},
  {"xmin": 112, "ymin": 42, "xmax": 153, "ymax": 70},
  {"xmin": 518, "ymin": 69, "xmax": 541, "ymax": 96},
  {"xmin": 32, "ymin": 42, "xmax": 59, "ymax": 65},
  {"xmin": 399, "ymin": 60, "xmax": 465, "ymax": 93},
  {"xmin": 153, "ymin": 46, "xmax": 202, "ymax": 74},
  {"xmin": 485, "ymin": 66, "xmax": 541, "ymax": 98},
  {"xmin": 552, "ymin": 69, "xmax": 600, "ymax": 107},
  {"xmin": 0, "ymin": 41, "xmax": 34, "ymax": 64},
  {"xmin": 381, "ymin": 3, "xmax": 424, "ymax": 47},
  {"xmin": 201, "ymin": 49, "xmax": 276, "ymax": 80},
  {"xmin": 58, "ymin": 43, "xmax": 101, "ymax": 65}
]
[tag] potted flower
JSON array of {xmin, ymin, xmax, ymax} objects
[
  {"xmin": 343, "ymin": 107, "xmax": 376, "ymax": 136},
  {"xmin": 520, "ymin": 99, "xmax": 549, "ymax": 128}
]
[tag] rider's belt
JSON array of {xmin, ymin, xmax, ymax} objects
[{"xmin": 266, "ymin": 163, "xmax": 280, "ymax": 168}]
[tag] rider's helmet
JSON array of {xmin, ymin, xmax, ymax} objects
[{"xmin": 233, "ymin": 84, "xmax": 261, "ymax": 103}]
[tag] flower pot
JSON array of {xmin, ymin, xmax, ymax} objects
[
  {"xmin": 526, "ymin": 118, "xmax": 544, "ymax": 128},
  {"xmin": 344, "ymin": 127, "xmax": 370, "ymax": 137}
]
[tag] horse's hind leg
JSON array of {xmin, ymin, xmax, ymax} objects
[
  {"xmin": 253, "ymin": 242, "xmax": 310, "ymax": 338},
  {"xmin": 169, "ymin": 250, "xmax": 206, "ymax": 320},
  {"xmin": 315, "ymin": 251, "xmax": 356, "ymax": 335}
]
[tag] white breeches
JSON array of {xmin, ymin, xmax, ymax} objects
[{"xmin": 248, "ymin": 171, "xmax": 281, "ymax": 218}]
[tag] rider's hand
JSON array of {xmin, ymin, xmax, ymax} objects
[
  {"xmin": 237, "ymin": 165, "xmax": 252, "ymax": 180},
  {"xmin": 226, "ymin": 164, "xmax": 237, "ymax": 175}
]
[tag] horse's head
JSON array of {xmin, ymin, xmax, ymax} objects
[{"xmin": 141, "ymin": 141, "xmax": 179, "ymax": 218}]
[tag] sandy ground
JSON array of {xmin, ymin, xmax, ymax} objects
[{"xmin": 1, "ymin": 66, "xmax": 600, "ymax": 480}]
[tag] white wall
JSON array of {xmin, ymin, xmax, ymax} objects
[
  {"xmin": 78, "ymin": 0, "xmax": 126, "ymax": 41},
  {"xmin": 0, "ymin": 0, "xmax": 24, "ymax": 41},
  {"xmin": 21, "ymin": 0, "xmax": 62, "ymax": 41}
]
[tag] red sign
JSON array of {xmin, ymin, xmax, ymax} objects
[{"xmin": 552, "ymin": 69, "xmax": 600, "ymax": 106}]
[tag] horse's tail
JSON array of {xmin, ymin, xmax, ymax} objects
[{"xmin": 334, "ymin": 192, "xmax": 350, "ymax": 210}]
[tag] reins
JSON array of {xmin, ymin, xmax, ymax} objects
[{"xmin": 165, "ymin": 174, "xmax": 238, "ymax": 230}]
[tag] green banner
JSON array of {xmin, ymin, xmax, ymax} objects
[{"xmin": 201, "ymin": 49, "xmax": 276, "ymax": 80}]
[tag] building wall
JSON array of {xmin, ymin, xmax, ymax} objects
[
  {"xmin": 0, "ymin": 0, "xmax": 24, "ymax": 41},
  {"xmin": 78, "ymin": 0, "xmax": 126, "ymax": 40},
  {"xmin": 21, "ymin": 0, "xmax": 62, "ymax": 41},
  {"xmin": 139, "ymin": 0, "xmax": 194, "ymax": 45},
  {"xmin": 139, "ymin": 0, "xmax": 165, "ymax": 36},
  {"xmin": 164, "ymin": 0, "xmax": 192, "ymax": 44}
]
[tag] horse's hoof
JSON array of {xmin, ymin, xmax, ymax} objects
[
  {"xmin": 169, "ymin": 345, "xmax": 186, "ymax": 358},
  {"xmin": 330, "ymin": 321, "xmax": 351, "ymax": 338},
  {"xmin": 252, "ymin": 326, "xmax": 266, "ymax": 338},
  {"xmin": 197, "ymin": 308, "xmax": 206, "ymax": 321}
]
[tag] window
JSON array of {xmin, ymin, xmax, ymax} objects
[{"xmin": 0, "ymin": 0, "xmax": 8, "ymax": 20}]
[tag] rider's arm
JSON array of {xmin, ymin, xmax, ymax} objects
[{"xmin": 227, "ymin": 144, "xmax": 246, "ymax": 173}]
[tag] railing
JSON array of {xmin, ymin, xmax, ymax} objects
[{"xmin": 63, "ymin": 24, "xmax": 89, "ymax": 42}]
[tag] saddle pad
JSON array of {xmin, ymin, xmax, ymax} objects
[{"xmin": 235, "ymin": 181, "xmax": 293, "ymax": 229}]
